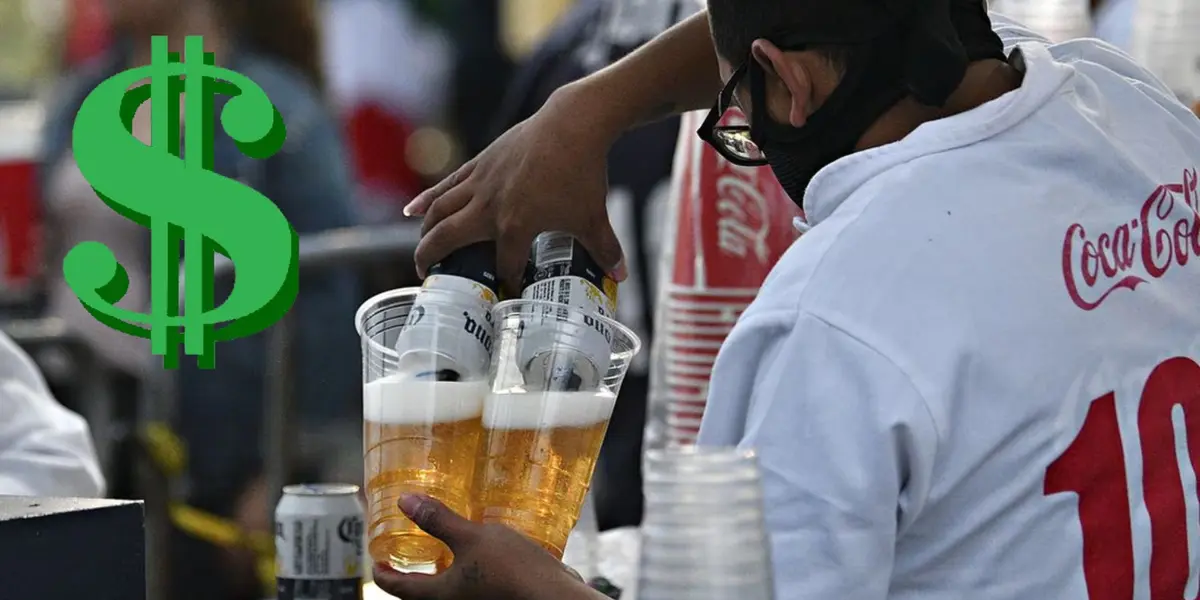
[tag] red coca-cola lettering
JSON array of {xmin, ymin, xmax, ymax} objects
[
  {"xmin": 669, "ymin": 109, "xmax": 802, "ymax": 290},
  {"xmin": 714, "ymin": 159, "xmax": 771, "ymax": 264},
  {"xmin": 711, "ymin": 111, "xmax": 772, "ymax": 264},
  {"xmin": 1062, "ymin": 168, "xmax": 1200, "ymax": 310}
]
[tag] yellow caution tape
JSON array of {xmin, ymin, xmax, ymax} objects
[
  {"xmin": 139, "ymin": 421, "xmax": 278, "ymax": 595},
  {"xmin": 141, "ymin": 422, "xmax": 187, "ymax": 477},
  {"xmin": 168, "ymin": 503, "xmax": 274, "ymax": 555}
]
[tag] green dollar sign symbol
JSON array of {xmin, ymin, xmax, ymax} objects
[{"xmin": 66, "ymin": 35, "xmax": 298, "ymax": 369}]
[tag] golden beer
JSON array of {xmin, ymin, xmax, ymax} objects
[
  {"xmin": 472, "ymin": 390, "xmax": 617, "ymax": 558},
  {"xmin": 364, "ymin": 377, "xmax": 486, "ymax": 570}
]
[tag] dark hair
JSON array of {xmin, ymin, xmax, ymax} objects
[
  {"xmin": 707, "ymin": 0, "xmax": 855, "ymax": 71},
  {"xmin": 209, "ymin": 0, "xmax": 325, "ymax": 90}
]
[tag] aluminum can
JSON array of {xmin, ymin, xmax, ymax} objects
[
  {"xmin": 519, "ymin": 232, "xmax": 618, "ymax": 390},
  {"xmin": 275, "ymin": 483, "xmax": 366, "ymax": 600},
  {"xmin": 394, "ymin": 241, "xmax": 500, "ymax": 381}
]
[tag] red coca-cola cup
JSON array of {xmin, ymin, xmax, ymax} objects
[{"xmin": 651, "ymin": 109, "xmax": 802, "ymax": 448}]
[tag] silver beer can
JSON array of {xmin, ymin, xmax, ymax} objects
[
  {"xmin": 394, "ymin": 242, "xmax": 500, "ymax": 382},
  {"xmin": 275, "ymin": 483, "xmax": 366, "ymax": 600},
  {"xmin": 519, "ymin": 232, "xmax": 618, "ymax": 391}
]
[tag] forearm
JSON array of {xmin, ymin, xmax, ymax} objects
[{"xmin": 551, "ymin": 9, "xmax": 720, "ymax": 143}]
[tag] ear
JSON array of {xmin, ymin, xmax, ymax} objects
[{"xmin": 750, "ymin": 39, "xmax": 812, "ymax": 128}]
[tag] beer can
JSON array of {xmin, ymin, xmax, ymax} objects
[
  {"xmin": 275, "ymin": 484, "xmax": 366, "ymax": 600},
  {"xmin": 394, "ymin": 242, "xmax": 500, "ymax": 382},
  {"xmin": 519, "ymin": 232, "xmax": 618, "ymax": 391}
]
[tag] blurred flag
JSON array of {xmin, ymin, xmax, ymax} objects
[{"xmin": 322, "ymin": 0, "xmax": 453, "ymax": 222}]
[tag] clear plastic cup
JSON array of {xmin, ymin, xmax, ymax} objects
[
  {"xmin": 473, "ymin": 299, "xmax": 642, "ymax": 559},
  {"xmin": 635, "ymin": 447, "xmax": 775, "ymax": 600},
  {"xmin": 356, "ymin": 288, "xmax": 491, "ymax": 573}
]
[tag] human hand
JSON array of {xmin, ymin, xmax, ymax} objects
[
  {"xmin": 405, "ymin": 88, "xmax": 627, "ymax": 294},
  {"xmin": 373, "ymin": 494, "xmax": 600, "ymax": 600}
]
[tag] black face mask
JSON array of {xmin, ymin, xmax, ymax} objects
[
  {"xmin": 697, "ymin": 0, "xmax": 1006, "ymax": 208},
  {"xmin": 746, "ymin": 29, "xmax": 911, "ymax": 204}
]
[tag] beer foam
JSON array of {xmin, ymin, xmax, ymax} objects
[
  {"xmin": 363, "ymin": 376, "xmax": 487, "ymax": 424},
  {"xmin": 482, "ymin": 391, "xmax": 618, "ymax": 429}
]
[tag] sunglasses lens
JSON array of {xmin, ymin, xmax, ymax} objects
[{"xmin": 714, "ymin": 128, "xmax": 764, "ymax": 162}]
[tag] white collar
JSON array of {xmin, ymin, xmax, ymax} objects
[{"xmin": 798, "ymin": 44, "xmax": 1071, "ymax": 227}]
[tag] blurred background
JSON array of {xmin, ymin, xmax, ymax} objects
[{"xmin": 0, "ymin": 0, "xmax": 1176, "ymax": 599}]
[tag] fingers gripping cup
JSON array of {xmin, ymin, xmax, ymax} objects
[
  {"xmin": 474, "ymin": 299, "xmax": 641, "ymax": 560},
  {"xmin": 356, "ymin": 283, "xmax": 495, "ymax": 573}
]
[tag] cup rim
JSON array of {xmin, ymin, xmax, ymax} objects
[
  {"xmin": 661, "ymin": 321, "xmax": 737, "ymax": 332},
  {"xmin": 664, "ymin": 284, "xmax": 760, "ymax": 297},
  {"xmin": 356, "ymin": 286, "xmax": 498, "ymax": 361},
  {"xmin": 645, "ymin": 446, "xmax": 757, "ymax": 463},
  {"xmin": 492, "ymin": 297, "xmax": 643, "ymax": 358},
  {"xmin": 354, "ymin": 287, "xmax": 423, "ymax": 360},
  {"xmin": 665, "ymin": 338, "xmax": 725, "ymax": 350}
]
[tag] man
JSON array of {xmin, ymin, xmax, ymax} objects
[
  {"xmin": 380, "ymin": 1, "xmax": 1200, "ymax": 599},
  {"xmin": 489, "ymin": 0, "xmax": 696, "ymax": 531},
  {"xmin": 0, "ymin": 330, "xmax": 105, "ymax": 497}
]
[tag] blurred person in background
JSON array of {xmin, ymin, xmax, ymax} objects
[
  {"xmin": 62, "ymin": 0, "xmax": 114, "ymax": 69},
  {"xmin": 322, "ymin": 0, "xmax": 452, "ymax": 223},
  {"xmin": 489, "ymin": 0, "xmax": 697, "ymax": 531},
  {"xmin": 443, "ymin": 0, "xmax": 516, "ymax": 157},
  {"xmin": 0, "ymin": 329, "xmax": 104, "ymax": 497},
  {"xmin": 38, "ymin": 0, "xmax": 360, "ymax": 597}
]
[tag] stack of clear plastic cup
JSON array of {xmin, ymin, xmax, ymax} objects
[
  {"xmin": 634, "ymin": 447, "xmax": 775, "ymax": 600},
  {"xmin": 992, "ymin": 0, "xmax": 1092, "ymax": 42},
  {"xmin": 1129, "ymin": 0, "xmax": 1200, "ymax": 102}
]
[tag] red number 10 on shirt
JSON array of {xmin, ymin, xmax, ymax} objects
[{"xmin": 1044, "ymin": 356, "xmax": 1200, "ymax": 599}]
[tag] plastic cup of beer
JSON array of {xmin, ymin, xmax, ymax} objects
[
  {"xmin": 356, "ymin": 287, "xmax": 492, "ymax": 573},
  {"xmin": 473, "ymin": 298, "xmax": 642, "ymax": 559}
]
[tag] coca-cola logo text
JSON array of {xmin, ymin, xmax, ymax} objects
[
  {"xmin": 1062, "ymin": 168, "xmax": 1200, "ymax": 310},
  {"xmin": 713, "ymin": 154, "xmax": 771, "ymax": 264}
]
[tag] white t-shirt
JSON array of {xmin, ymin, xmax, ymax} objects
[
  {"xmin": 698, "ymin": 13, "xmax": 1200, "ymax": 600},
  {"xmin": 0, "ymin": 331, "xmax": 105, "ymax": 497}
]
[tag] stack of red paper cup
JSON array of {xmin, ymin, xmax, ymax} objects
[{"xmin": 648, "ymin": 109, "xmax": 802, "ymax": 448}]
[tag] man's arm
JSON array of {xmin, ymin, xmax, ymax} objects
[
  {"xmin": 0, "ymin": 332, "xmax": 105, "ymax": 497},
  {"xmin": 549, "ymin": 9, "xmax": 721, "ymax": 145},
  {"xmin": 700, "ymin": 308, "xmax": 939, "ymax": 599}
]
